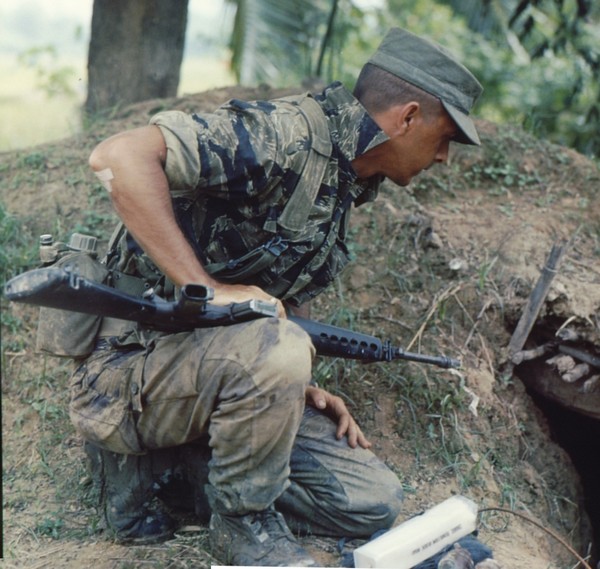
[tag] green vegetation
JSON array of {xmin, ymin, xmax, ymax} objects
[
  {"xmin": 228, "ymin": 0, "xmax": 600, "ymax": 158},
  {"xmin": 18, "ymin": 45, "xmax": 79, "ymax": 99}
]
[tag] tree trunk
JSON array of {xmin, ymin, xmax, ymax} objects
[{"xmin": 85, "ymin": 0, "xmax": 188, "ymax": 115}]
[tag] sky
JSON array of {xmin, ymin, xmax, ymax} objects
[
  {"xmin": 0, "ymin": 0, "xmax": 233, "ymax": 59},
  {"xmin": 0, "ymin": 0, "xmax": 384, "ymax": 58}
]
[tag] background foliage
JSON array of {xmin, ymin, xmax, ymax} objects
[{"xmin": 227, "ymin": 0, "xmax": 600, "ymax": 157}]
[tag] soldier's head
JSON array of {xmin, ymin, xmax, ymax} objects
[{"xmin": 352, "ymin": 28, "xmax": 482, "ymax": 186}]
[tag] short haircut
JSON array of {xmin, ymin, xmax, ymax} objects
[{"xmin": 353, "ymin": 62, "xmax": 442, "ymax": 119}]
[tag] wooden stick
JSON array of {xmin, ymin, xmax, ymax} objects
[{"xmin": 507, "ymin": 240, "xmax": 568, "ymax": 358}]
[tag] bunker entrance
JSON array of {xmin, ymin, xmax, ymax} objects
[{"xmin": 513, "ymin": 321, "xmax": 600, "ymax": 566}]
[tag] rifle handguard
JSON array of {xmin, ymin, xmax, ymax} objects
[{"xmin": 289, "ymin": 316, "xmax": 461, "ymax": 369}]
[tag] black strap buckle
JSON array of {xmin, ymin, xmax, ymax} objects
[
  {"xmin": 264, "ymin": 236, "xmax": 289, "ymax": 257},
  {"xmin": 224, "ymin": 236, "xmax": 289, "ymax": 271}
]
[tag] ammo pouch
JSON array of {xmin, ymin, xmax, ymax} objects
[{"xmin": 36, "ymin": 235, "xmax": 108, "ymax": 358}]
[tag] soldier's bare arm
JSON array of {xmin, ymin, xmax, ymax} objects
[{"xmin": 89, "ymin": 125, "xmax": 285, "ymax": 316}]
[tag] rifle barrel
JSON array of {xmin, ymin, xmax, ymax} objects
[{"xmin": 391, "ymin": 345, "xmax": 461, "ymax": 369}]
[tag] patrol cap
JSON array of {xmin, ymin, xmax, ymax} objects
[{"xmin": 369, "ymin": 27, "xmax": 483, "ymax": 145}]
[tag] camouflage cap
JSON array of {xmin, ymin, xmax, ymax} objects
[{"xmin": 368, "ymin": 27, "xmax": 483, "ymax": 145}]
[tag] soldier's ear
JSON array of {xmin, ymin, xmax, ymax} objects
[
  {"xmin": 395, "ymin": 101, "xmax": 420, "ymax": 136},
  {"xmin": 373, "ymin": 102, "xmax": 420, "ymax": 139}
]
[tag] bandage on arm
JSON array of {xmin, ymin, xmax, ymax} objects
[{"xmin": 94, "ymin": 167, "xmax": 115, "ymax": 193}]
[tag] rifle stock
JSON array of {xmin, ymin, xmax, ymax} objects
[
  {"xmin": 4, "ymin": 266, "xmax": 460, "ymax": 369},
  {"xmin": 4, "ymin": 266, "xmax": 278, "ymax": 330}
]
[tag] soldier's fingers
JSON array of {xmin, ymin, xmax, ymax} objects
[
  {"xmin": 356, "ymin": 427, "xmax": 372, "ymax": 449},
  {"xmin": 336, "ymin": 414, "xmax": 352, "ymax": 444}
]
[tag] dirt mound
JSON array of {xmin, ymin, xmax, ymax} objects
[{"xmin": 2, "ymin": 85, "xmax": 599, "ymax": 568}]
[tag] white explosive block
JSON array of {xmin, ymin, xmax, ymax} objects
[{"xmin": 353, "ymin": 495, "xmax": 479, "ymax": 569}]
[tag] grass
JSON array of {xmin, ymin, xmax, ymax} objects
[
  {"xmin": 0, "ymin": 203, "xmax": 38, "ymax": 280},
  {"xmin": 308, "ymin": 193, "xmax": 488, "ymax": 490}
]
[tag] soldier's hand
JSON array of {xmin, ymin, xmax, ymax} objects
[
  {"xmin": 305, "ymin": 385, "xmax": 372, "ymax": 449},
  {"xmin": 211, "ymin": 283, "xmax": 285, "ymax": 318}
]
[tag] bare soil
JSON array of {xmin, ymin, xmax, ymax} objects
[{"xmin": 2, "ymin": 85, "xmax": 599, "ymax": 568}]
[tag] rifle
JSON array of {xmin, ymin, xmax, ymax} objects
[{"xmin": 4, "ymin": 266, "xmax": 461, "ymax": 369}]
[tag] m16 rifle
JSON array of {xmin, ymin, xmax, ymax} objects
[{"xmin": 4, "ymin": 265, "xmax": 461, "ymax": 369}]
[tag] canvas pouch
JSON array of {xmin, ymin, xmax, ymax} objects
[{"xmin": 36, "ymin": 249, "xmax": 108, "ymax": 358}]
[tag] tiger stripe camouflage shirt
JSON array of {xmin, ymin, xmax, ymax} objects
[{"xmin": 113, "ymin": 81, "xmax": 390, "ymax": 306}]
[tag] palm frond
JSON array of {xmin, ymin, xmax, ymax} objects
[
  {"xmin": 227, "ymin": 0, "xmax": 338, "ymax": 84},
  {"xmin": 436, "ymin": 0, "xmax": 513, "ymax": 39}
]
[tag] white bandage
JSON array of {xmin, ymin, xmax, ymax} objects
[{"xmin": 94, "ymin": 167, "xmax": 115, "ymax": 193}]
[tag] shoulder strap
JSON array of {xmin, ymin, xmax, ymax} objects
[
  {"xmin": 104, "ymin": 221, "xmax": 126, "ymax": 267},
  {"xmin": 203, "ymin": 95, "xmax": 333, "ymax": 282},
  {"xmin": 276, "ymin": 95, "xmax": 332, "ymax": 232}
]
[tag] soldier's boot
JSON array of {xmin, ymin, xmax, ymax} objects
[
  {"xmin": 207, "ymin": 486, "xmax": 318, "ymax": 567},
  {"xmin": 209, "ymin": 506, "xmax": 319, "ymax": 567},
  {"xmin": 85, "ymin": 441, "xmax": 177, "ymax": 544}
]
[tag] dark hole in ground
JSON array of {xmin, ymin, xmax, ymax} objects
[{"xmin": 516, "ymin": 357, "xmax": 600, "ymax": 567}]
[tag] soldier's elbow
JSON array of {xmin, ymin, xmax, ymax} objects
[{"xmin": 89, "ymin": 126, "xmax": 166, "ymax": 174}]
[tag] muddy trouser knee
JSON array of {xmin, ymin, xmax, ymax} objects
[
  {"xmin": 134, "ymin": 317, "xmax": 313, "ymax": 514},
  {"xmin": 276, "ymin": 406, "xmax": 404, "ymax": 538}
]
